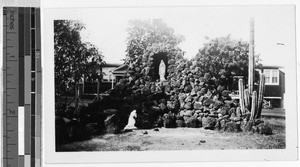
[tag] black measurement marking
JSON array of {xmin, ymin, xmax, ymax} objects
[
  {"xmin": 8, "ymin": 109, "xmax": 15, "ymax": 114},
  {"xmin": 7, "ymin": 87, "xmax": 17, "ymax": 89},
  {"xmin": 7, "ymin": 116, "xmax": 18, "ymax": 118},
  {"xmin": 6, "ymin": 46, "xmax": 14, "ymax": 48}
]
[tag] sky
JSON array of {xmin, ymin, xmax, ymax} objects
[{"xmin": 77, "ymin": 5, "xmax": 296, "ymax": 70}]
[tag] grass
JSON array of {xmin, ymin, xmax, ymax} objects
[
  {"xmin": 255, "ymin": 117, "xmax": 285, "ymax": 149},
  {"xmin": 56, "ymin": 117, "xmax": 285, "ymax": 151}
]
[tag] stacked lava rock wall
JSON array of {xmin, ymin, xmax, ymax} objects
[{"xmin": 104, "ymin": 44, "xmax": 271, "ymax": 135}]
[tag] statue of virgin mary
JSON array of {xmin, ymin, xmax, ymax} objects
[{"xmin": 159, "ymin": 60, "xmax": 166, "ymax": 82}]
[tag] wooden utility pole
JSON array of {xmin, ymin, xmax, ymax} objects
[
  {"xmin": 96, "ymin": 78, "xmax": 100, "ymax": 101},
  {"xmin": 248, "ymin": 18, "xmax": 255, "ymax": 93}
]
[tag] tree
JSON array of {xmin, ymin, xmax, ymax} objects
[
  {"xmin": 124, "ymin": 19, "xmax": 185, "ymax": 81},
  {"xmin": 54, "ymin": 20, "xmax": 104, "ymax": 108},
  {"xmin": 193, "ymin": 35, "xmax": 261, "ymax": 90},
  {"xmin": 125, "ymin": 19, "xmax": 184, "ymax": 61}
]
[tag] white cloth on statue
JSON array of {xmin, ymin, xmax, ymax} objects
[
  {"xmin": 159, "ymin": 60, "xmax": 166, "ymax": 81},
  {"xmin": 124, "ymin": 110, "xmax": 137, "ymax": 130}
]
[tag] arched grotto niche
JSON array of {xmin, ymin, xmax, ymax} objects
[{"xmin": 151, "ymin": 52, "xmax": 168, "ymax": 81}]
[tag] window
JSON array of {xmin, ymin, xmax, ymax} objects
[
  {"xmin": 264, "ymin": 69, "xmax": 279, "ymax": 85},
  {"xmin": 264, "ymin": 70, "xmax": 270, "ymax": 83}
]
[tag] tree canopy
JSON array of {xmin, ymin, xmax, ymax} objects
[
  {"xmin": 193, "ymin": 35, "xmax": 261, "ymax": 90},
  {"xmin": 54, "ymin": 20, "xmax": 104, "ymax": 98},
  {"xmin": 125, "ymin": 19, "xmax": 185, "ymax": 63}
]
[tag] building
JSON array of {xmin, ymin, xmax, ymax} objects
[
  {"xmin": 82, "ymin": 63, "xmax": 121, "ymax": 95},
  {"xmin": 101, "ymin": 63, "xmax": 121, "ymax": 83},
  {"xmin": 258, "ymin": 66, "xmax": 285, "ymax": 108},
  {"xmin": 111, "ymin": 64, "xmax": 128, "ymax": 83}
]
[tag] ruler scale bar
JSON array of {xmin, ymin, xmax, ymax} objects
[
  {"xmin": 3, "ymin": 7, "xmax": 41, "ymax": 167},
  {"xmin": 19, "ymin": 7, "xmax": 25, "ymax": 107},
  {"xmin": 30, "ymin": 8, "xmax": 36, "ymax": 167},
  {"xmin": 3, "ymin": 7, "xmax": 19, "ymax": 167},
  {"xmin": 2, "ymin": 7, "xmax": 41, "ymax": 167},
  {"xmin": 34, "ymin": 8, "xmax": 42, "ymax": 167},
  {"xmin": 24, "ymin": 8, "xmax": 32, "ymax": 163},
  {"xmin": 18, "ymin": 8, "xmax": 25, "ymax": 167},
  {"xmin": 3, "ymin": 9, "xmax": 8, "ymax": 166}
]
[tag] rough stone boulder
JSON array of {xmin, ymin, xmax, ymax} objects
[
  {"xmin": 212, "ymin": 100, "xmax": 223, "ymax": 110},
  {"xmin": 176, "ymin": 120, "xmax": 185, "ymax": 127},
  {"xmin": 151, "ymin": 106, "xmax": 161, "ymax": 113},
  {"xmin": 136, "ymin": 112, "xmax": 155, "ymax": 129},
  {"xmin": 184, "ymin": 85, "xmax": 192, "ymax": 93},
  {"xmin": 203, "ymin": 99, "xmax": 214, "ymax": 107},
  {"xmin": 202, "ymin": 116, "xmax": 217, "ymax": 130},
  {"xmin": 178, "ymin": 93, "xmax": 187, "ymax": 101},
  {"xmin": 163, "ymin": 113, "xmax": 176, "ymax": 128},
  {"xmin": 241, "ymin": 120, "xmax": 255, "ymax": 132},
  {"xmin": 185, "ymin": 95, "xmax": 193, "ymax": 102},
  {"xmin": 197, "ymin": 116, "xmax": 203, "ymax": 127},
  {"xmin": 55, "ymin": 116, "xmax": 68, "ymax": 144},
  {"xmin": 104, "ymin": 114, "xmax": 121, "ymax": 134},
  {"xmin": 158, "ymin": 103, "xmax": 167, "ymax": 112},
  {"xmin": 218, "ymin": 106, "xmax": 230, "ymax": 116},
  {"xmin": 184, "ymin": 102, "xmax": 192, "ymax": 109},
  {"xmin": 166, "ymin": 101, "xmax": 176, "ymax": 111},
  {"xmin": 217, "ymin": 85, "xmax": 225, "ymax": 92},
  {"xmin": 228, "ymin": 108, "xmax": 236, "ymax": 116},
  {"xmin": 183, "ymin": 110, "xmax": 194, "ymax": 117},
  {"xmin": 103, "ymin": 109, "xmax": 118, "ymax": 115},
  {"xmin": 153, "ymin": 115, "xmax": 163, "ymax": 127},
  {"xmin": 186, "ymin": 117, "xmax": 199, "ymax": 128},
  {"xmin": 223, "ymin": 121, "xmax": 242, "ymax": 133},
  {"xmin": 256, "ymin": 123, "xmax": 273, "ymax": 135},
  {"xmin": 85, "ymin": 122, "xmax": 102, "ymax": 136},
  {"xmin": 193, "ymin": 102, "xmax": 203, "ymax": 110}
]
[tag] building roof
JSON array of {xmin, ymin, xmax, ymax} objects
[
  {"xmin": 102, "ymin": 63, "xmax": 122, "ymax": 67},
  {"xmin": 112, "ymin": 64, "xmax": 129, "ymax": 74},
  {"xmin": 258, "ymin": 65, "xmax": 284, "ymax": 69}
]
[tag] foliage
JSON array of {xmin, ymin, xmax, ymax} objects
[
  {"xmin": 123, "ymin": 19, "xmax": 186, "ymax": 82},
  {"xmin": 125, "ymin": 19, "xmax": 184, "ymax": 60},
  {"xmin": 193, "ymin": 35, "xmax": 261, "ymax": 89},
  {"xmin": 54, "ymin": 20, "xmax": 104, "ymax": 98}
]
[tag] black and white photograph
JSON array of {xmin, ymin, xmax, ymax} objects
[
  {"xmin": 1, "ymin": 0, "xmax": 299, "ymax": 167},
  {"xmin": 52, "ymin": 5, "xmax": 294, "ymax": 152}
]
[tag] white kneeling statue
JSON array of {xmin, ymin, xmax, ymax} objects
[{"xmin": 124, "ymin": 110, "xmax": 137, "ymax": 130}]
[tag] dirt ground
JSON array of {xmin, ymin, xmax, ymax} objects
[{"xmin": 57, "ymin": 117, "xmax": 285, "ymax": 151}]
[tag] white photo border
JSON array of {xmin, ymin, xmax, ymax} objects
[{"xmin": 42, "ymin": 0, "xmax": 298, "ymax": 164}]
